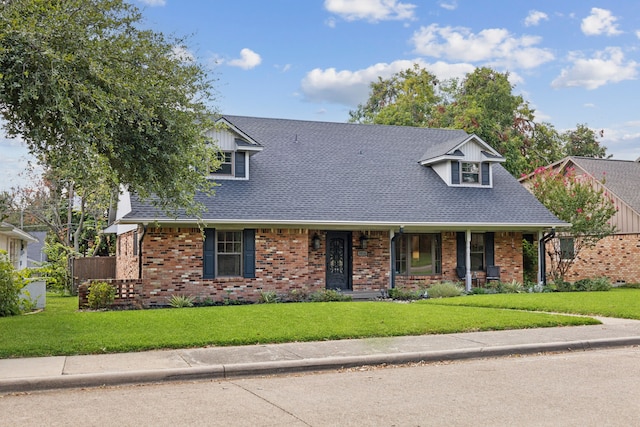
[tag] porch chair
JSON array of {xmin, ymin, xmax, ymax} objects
[{"xmin": 486, "ymin": 265, "xmax": 500, "ymax": 283}]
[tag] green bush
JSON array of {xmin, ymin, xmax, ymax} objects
[
  {"xmin": 574, "ymin": 277, "xmax": 611, "ymax": 292},
  {"xmin": 87, "ymin": 281, "xmax": 116, "ymax": 309},
  {"xmin": 168, "ymin": 294, "xmax": 195, "ymax": 308},
  {"xmin": 0, "ymin": 250, "xmax": 20, "ymax": 316},
  {"xmin": 284, "ymin": 288, "xmax": 309, "ymax": 302},
  {"xmin": 497, "ymin": 280, "xmax": 525, "ymax": 294},
  {"xmin": 427, "ymin": 281, "xmax": 464, "ymax": 298},
  {"xmin": 388, "ymin": 287, "xmax": 425, "ymax": 301},
  {"xmin": 309, "ymin": 289, "xmax": 352, "ymax": 302}
]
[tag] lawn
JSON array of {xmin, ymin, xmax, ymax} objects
[
  {"xmin": 0, "ymin": 294, "xmax": 598, "ymax": 358},
  {"xmin": 424, "ymin": 288, "xmax": 640, "ymax": 319}
]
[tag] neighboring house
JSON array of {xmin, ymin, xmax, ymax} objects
[
  {"xmin": 0, "ymin": 222, "xmax": 37, "ymax": 271},
  {"xmin": 522, "ymin": 156, "xmax": 640, "ymax": 284},
  {"xmin": 103, "ymin": 116, "xmax": 565, "ymax": 307},
  {"xmin": 27, "ymin": 230, "xmax": 47, "ymax": 268}
]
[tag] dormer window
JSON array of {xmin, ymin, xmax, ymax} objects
[
  {"xmin": 461, "ymin": 162, "xmax": 480, "ymax": 183},
  {"xmin": 211, "ymin": 152, "xmax": 233, "ymax": 176}
]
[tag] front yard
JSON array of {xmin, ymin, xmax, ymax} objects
[{"xmin": 4, "ymin": 290, "xmax": 631, "ymax": 358}]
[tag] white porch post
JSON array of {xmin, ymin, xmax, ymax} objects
[
  {"xmin": 537, "ymin": 230, "xmax": 543, "ymax": 285},
  {"xmin": 465, "ymin": 229, "xmax": 472, "ymax": 292}
]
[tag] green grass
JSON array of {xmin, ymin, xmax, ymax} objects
[
  {"xmin": 0, "ymin": 294, "xmax": 598, "ymax": 358},
  {"xmin": 424, "ymin": 288, "xmax": 640, "ymax": 319}
]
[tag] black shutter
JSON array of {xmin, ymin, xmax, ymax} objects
[
  {"xmin": 203, "ymin": 228, "xmax": 215, "ymax": 279},
  {"xmin": 235, "ymin": 152, "xmax": 246, "ymax": 178},
  {"xmin": 243, "ymin": 229, "xmax": 256, "ymax": 278},
  {"xmin": 481, "ymin": 162, "xmax": 490, "ymax": 185},
  {"xmin": 451, "ymin": 161, "xmax": 460, "ymax": 184},
  {"xmin": 456, "ymin": 232, "xmax": 466, "ymax": 269},
  {"xmin": 485, "ymin": 232, "xmax": 495, "ymax": 269}
]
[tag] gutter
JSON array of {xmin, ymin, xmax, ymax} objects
[
  {"xmin": 390, "ymin": 226, "xmax": 404, "ymax": 290},
  {"xmin": 539, "ymin": 228, "xmax": 556, "ymax": 286},
  {"xmin": 138, "ymin": 224, "xmax": 148, "ymax": 280}
]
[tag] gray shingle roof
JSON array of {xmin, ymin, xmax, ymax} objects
[
  {"xmin": 124, "ymin": 115, "xmax": 564, "ymax": 228},
  {"xmin": 570, "ymin": 157, "xmax": 640, "ymax": 214}
]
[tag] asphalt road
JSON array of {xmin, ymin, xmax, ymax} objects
[{"xmin": 2, "ymin": 346, "xmax": 639, "ymax": 426}]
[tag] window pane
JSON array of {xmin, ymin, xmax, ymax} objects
[
  {"xmin": 211, "ymin": 152, "xmax": 234, "ymax": 175},
  {"xmin": 397, "ymin": 234, "xmax": 441, "ymax": 276},
  {"xmin": 470, "ymin": 233, "xmax": 484, "ymax": 271},
  {"xmin": 218, "ymin": 254, "xmax": 241, "ymax": 276},
  {"xmin": 461, "ymin": 162, "xmax": 479, "ymax": 183}
]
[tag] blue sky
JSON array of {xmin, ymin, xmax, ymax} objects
[{"xmin": 2, "ymin": 0, "xmax": 640, "ymax": 190}]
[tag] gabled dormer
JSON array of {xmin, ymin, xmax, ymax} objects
[
  {"xmin": 418, "ymin": 134, "xmax": 505, "ymax": 188},
  {"xmin": 205, "ymin": 117, "xmax": 264, "ymax": 180}
]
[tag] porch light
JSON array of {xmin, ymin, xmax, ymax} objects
[
  {"xmin": 359, "ymin": 234, "xmax": 369, "ymax": 250},
  {"xmin": 312, "ymin": 233, "xmax": 321, "ymax": 250}
]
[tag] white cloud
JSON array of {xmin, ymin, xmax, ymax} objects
[
  {"xmin": 439, "ymin": 1, "xmax": 457, "ymax": 11},
  {"xmin": 524, "ymin": 10, "xmax": 548, "ymax": 27},
  {"xmin": 600, "ymin": 123, "xmax": 640, "ymax": 160},
  {"xmin": 170, "ymin": 45, "xmax": 195, "ymax": 63},
  {"xmin": 636, "ymin": 30, "xmax": 640, "ymax": 39},
  {"xmin": 324, "ymin": 0, "xmax": 416, "ymax": 22},
  {"xmin": 227, "ymin": 48, "xmax": 262, "ymax": 70},
  {"xmin": 411, "ymin": 24, "xmax": 554, "ymax": 69},
  {"xmin": 300, "ymin": 59, "xmax": 474, "ymax": 106},
  {"xmin": 581, "ymin": 8, "xmax": 622, "ymax": 36},
  {"xmin": 137, "ymin": 0, "xmax": 166, "ymax": 6},
  {"xmin": 551, "ymin": 47, "xmax": 638, "ymax": 89}
]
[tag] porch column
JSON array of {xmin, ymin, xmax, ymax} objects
[
  {"xmin": 465, "ymin": 229, "xmax": 472, "ymax": 292},
  {"xmin": 537, "ymin": 230, "xmax": 543, "ymax": 285}
]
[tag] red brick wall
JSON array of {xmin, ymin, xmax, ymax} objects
[
  {"xmin": 116, "ymin": 230, "xmax": 138, "ymax": 280},
  {"xmin": 494, "ymin": 232, "xmax": 524, "ymax": 283},
  {"xmin": 563, "ymin": 233, "xmax": 640, "ymax": 284}
]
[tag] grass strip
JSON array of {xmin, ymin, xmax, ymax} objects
[
  {"xmin": 0, "ymin": 295, "xmax": 597, "ymax": 358},
  {"xmin": 423, "ymin": 288, "xmax": 640, "ymax": 319}
]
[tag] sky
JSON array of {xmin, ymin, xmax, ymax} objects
[{"xmin": 2, "ymin": 0, "xmax": 640, "ymax": 190}]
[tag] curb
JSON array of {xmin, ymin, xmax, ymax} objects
[{"xmin": 2, "ymin": 336, "xmax": 639, "ymax": 394}]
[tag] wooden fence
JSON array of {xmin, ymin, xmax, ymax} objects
[{"xmin": 70, "ymin": 256, "xmax": 116, "ymax": 295}]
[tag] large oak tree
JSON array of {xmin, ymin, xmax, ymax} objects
[{"xmin": 0, "ymin": 0, "xmax": 216, "ymax": 215}]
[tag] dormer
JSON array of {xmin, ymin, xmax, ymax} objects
[
  {"xmin": 419, "ymin": 134, "xmax": 505, "ymax": 188},
  {"xmin": 205, "ymin": 118, "xmax": 264, "ymax": 180}
]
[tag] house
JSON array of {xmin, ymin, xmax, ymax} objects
[
  {"xmin": 100, "ymin": 116, "xmax": 566, "ymax": 307},
  {"xmin": 0, "ymin": 222, "xmax": 37, "ymax": 271},
  {"xmin": 522, "ymin": 156, "xmax": 640, "ymax": 284}
]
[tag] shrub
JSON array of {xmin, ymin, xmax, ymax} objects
[
  {"xmin": 388, "ymin": 287, "xmax": 425, "ymax": 301},
  {"xmin": 498, "ymin": 280, "xmax": 525, "ymax": 294},
  {"xmin": 168, "ymin": 294, "xmax": 195, "ymax": 308},
  {"xmin": 427, "ymin": 281, "xmax": 464, "ymax": 298},
  {"xmin": 574, "ymin": 277, "xmax": 611, "ymax": 292},
  {"xmin": 0, "ymin": 250, "xmax": 20, "ymax": 316},
  {"xmin": 87, "ymin": 281, "xmax": 116, "ymax": 309},
  {"xmin": 258, "ymin": 291, "xmax": 279, "ymax": 304},
  {"xmin": 284, "ymin": 288, "xmax": 309, "ymax": 302},
  {"xmin": 309, "ymin": 289, "xmax": 352, "ymax": 302}
]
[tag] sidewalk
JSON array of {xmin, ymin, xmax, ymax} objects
[{"xmin": 2, "ymin": 316, "xmax": 640, "ymax": 394}]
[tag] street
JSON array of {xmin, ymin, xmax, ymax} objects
[{"xmin": 2, "ymin": 346, "xmax": 639, "ymax": 426}]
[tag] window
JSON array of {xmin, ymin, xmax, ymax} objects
[
  {"xmin": 395, "ymin": 233, "xmax": 441, "ymax": 275},
  {"xmin": 211, "ymin": 152, "xmax": 233, "ymax": 176},
  {"xmin": 203, "ymin": 229, "xmax": 256, "ymax": 279},
  {"xmin": 470, "ymin": 233, "xmax": 485, "ymax": 271},
  {"xmin": 461, "ymin": 162, "xmax": 480, "ymax": 183},
  {"xmin": 217, "ymin": 231, "xmax": 242, "ymax": 276},
  {"xmin": 559, "ymin": 237, "xmax": 575, "ymax": 260}
]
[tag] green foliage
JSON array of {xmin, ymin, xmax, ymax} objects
[
  {"xmin": 284, "ymin": 288, "xmax": 309, "ymax": 302},
  {"xmin": 562, "ymin": 124, "xmax": 608, "ymax": 158},
  {"xmin": 257, "ymin": 291, "xmax": 280, "ymax": 304},
  {"xmin": 87, "ymin": 281, "xmax": 116, "ymax": 309},
  {"xmin": 168, "ymin": 294, "xmax": 196, "ymax": 308},
  {"xmin": 529, "ymin": 165, "xmax": 617, "ymax": 281},
  {"xmin": 388, "ymin": 286, "xmax": 425, "ymax": 300},
  {"xmin": 574, "ymin": 277, "xmax": 612, "ymax": 292},
  {"xmin": 495, "ymin": 280, "xmax": 526, "ymax": 294},
  {"xmin": 427, "ymin": 282, "xmax": 464, "ymax": 298},
  {"xmin": 38, "ymin": 241, "xmax": 74, "ymax": 295},
  {"xmin": 0, "ymin": 0, "xmax": 216, "ymax": 217},
  {"xmin": 308, "ymin": 289, "xmax": 352, "ymax": 302},
  {"xmin": 522, "ymin": 239, "xmax": 538, "ymax": 284},
  {"xmin": 0, "ymin": 250, "xmax": 21, "ymax": 316},
  {"xmin": 19, "ymin": 289, "xmax": 38, "ymax": 312}
]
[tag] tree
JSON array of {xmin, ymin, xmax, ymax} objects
[
  {"xmin": 528, "ymin": 165, "xmax": 617, "ymax": 282},
  {"xmin": 562, "ymin": 124, "xmax": 609, "ymax": 158},
  {"xmin": 0, "ymin": 0, "xmax": 216, "ymax": 215},
  {"xmin": 349, "ymin": 64, "xmax": 440, "ymax": 126}
]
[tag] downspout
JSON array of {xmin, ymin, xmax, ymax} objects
[
  {"xmin": 465, "ymin": 229, "xmax": 472, "ymax": 292},
  {"xmin": 539, "ymin": 228, "xmax": 555, "ymax": 286},
  {"xmin": 390, "ymin": 226, "xmax": 404, "ymax": 290},
  {"xmin": 137, "ymin": 224, "xmax": 148, "ymax": 280}
]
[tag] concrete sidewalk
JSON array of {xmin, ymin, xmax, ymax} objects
[{"xmin": 2, "ymin": 316, "xmax": 640, "ymax": 394}]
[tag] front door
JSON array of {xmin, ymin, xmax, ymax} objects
[{"xmin": 325, "ymin": 231, "xmax": 352, "ymax": 290}]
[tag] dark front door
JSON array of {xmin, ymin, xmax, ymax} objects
[{"xmin": 326, "ymin": 231, "xmax": 352, "ymax": 290}]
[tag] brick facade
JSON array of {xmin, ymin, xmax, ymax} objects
[
  {"xmin": 97, "ymin": 227, "xmax": 529, "ymax": 308},
  {"xmin": 559, "ymin": 233, "xmax": 640, "ymax": 284}
]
